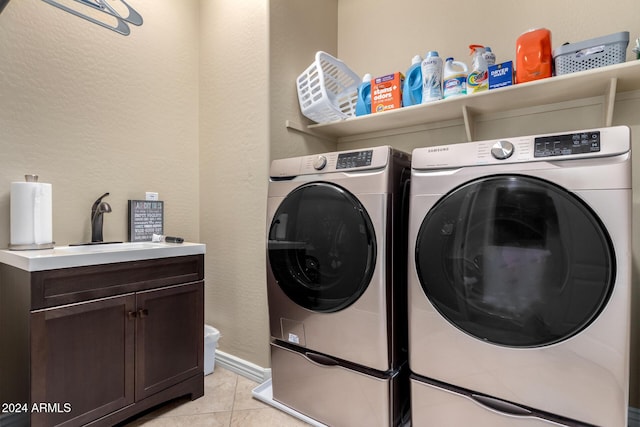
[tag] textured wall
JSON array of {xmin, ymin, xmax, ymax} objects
[
  {"xmin": 0, "ymin": 0, "xmax": 273, "ymax": 372},
  {"xmin": 338, "ymin": 0, "xmax": 640, "ymax": 79},
  {"xmin": 0, "ymin": 0, "xmax": 200, "ymax": 246},
  {"xmin": 269, "ymin": 0, "xmax": 339, "ymax": 161},
  {"xmin": 199, "ymin": 0, "xmax": 271, "ymax": 367}
]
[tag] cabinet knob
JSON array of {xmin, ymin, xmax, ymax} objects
[
  {"xmin": 138, "ymin": 308, "xmax": 149, "ymax": 318},
  {"xmin": 127, "ymin": 311, "xmax": 138, "ymax": 320}
]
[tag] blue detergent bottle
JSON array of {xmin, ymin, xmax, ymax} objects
[
  {"xmin": 402, "ymin": 55, "xmax": 423, "ymax": 107},
  {"xmin": 355, "ymin": 73, "xmax": 372, "ymax": 116}
]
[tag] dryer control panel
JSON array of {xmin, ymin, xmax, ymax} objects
[
  {"xmin": 336, "ymin": 149, "xmax": 374, "ymax": 169},
  {"xmin": 310, "ymin": 150, "xmax": 374, "ymax": 171},
  {"xmin": 269, "ymin": 145, "xmax": 407, "ymax": 178}
]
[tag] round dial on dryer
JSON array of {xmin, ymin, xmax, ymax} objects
[
  {"xmin": 313, "ymin": 155, "xmax": 327, "ymax": 170},
  {"xmin": 491, "ymin": 140, "xmax": 514, "ymax": 160}
]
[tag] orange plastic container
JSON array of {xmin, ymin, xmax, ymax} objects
[{"xmin": 516, "ymin": 28, "xmax": 553, "ymax": 83}]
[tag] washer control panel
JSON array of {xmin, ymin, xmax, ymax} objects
[
  {"xmin": 411, "ymin": 127, "xmax": 629, "ymax": 171},
  {"xmin": 534, "ymin": 131, "xmax": 600, "ymax": 158}
]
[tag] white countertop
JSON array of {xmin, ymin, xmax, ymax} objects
[{"xmin": 0, "ymin": 242, "xmax": 206, "ymax": 272}]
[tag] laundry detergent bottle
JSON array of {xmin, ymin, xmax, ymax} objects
[
  {"xmin": 443, "ymin": 57, "xmax": 469, "ymax": 99},
  {"xmin": 402, "ymin": 55, "xmax": 423, "ymax": 107},
  {"xmin": 483, "ymin": 46, "xmax": 496, "ymax": 66},
  {"xmin": 467, "ymin": 44, "xmax": 488, "ymax": 94},
  {"xmin": 421, "ymin": 51, "xmax": 443, "ymax": 103},
  {"xmin": 355, "ymin": 73, "xmax": 372, "ymax": 116},
  {"xmin": 516, "ymin": 28, "xmax": 552, "ymax": 83}
]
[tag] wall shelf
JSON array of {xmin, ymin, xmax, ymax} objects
[{"xmin": 292, "ymin": 60, "xmax": 640, "ymax": 143}]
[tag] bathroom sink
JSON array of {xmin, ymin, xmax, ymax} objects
[
  {"xmin": 0, "ymin": 241, "xmax": 205, "ymax": 272},
  {"xmin": 57, "ymin": 242, "xmax": 167, "ymax": 253},
  {"xmin": 68, "ymin": 241, "xmax": 124, "ymax": 247}
]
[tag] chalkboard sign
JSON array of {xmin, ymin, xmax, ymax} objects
[{"xmin": 128, "ymin": 200, "xmax": 164, "ymax": 242}]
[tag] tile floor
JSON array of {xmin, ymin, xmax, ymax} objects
[{"xmin": 121, "ymin": 367, "xmax": 309, "ymax": 427}]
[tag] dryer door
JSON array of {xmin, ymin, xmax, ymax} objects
[
  {"xmin": 415, "ymin": 175, "xmax": 615, "ymax": 347},
  {"xmin": 268, "ymin": 182, "xmax": 376, "ymax": 313}
]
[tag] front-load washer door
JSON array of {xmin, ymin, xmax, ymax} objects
[
  {"xmin": 268, "ymin": 182, "xmax": 376, "ymax": 313},
  {"xmin": 415, "ymin": 174, "xmax": 615, "ymax": 348}
]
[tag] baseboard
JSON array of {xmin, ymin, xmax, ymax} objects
[
  {"xmin": 215, "ymin": 349, "xmax": 271, "ymax": 384},
  {"xmin": 629, "ymin": 407, "xmax": 640, "ymax": 426}
]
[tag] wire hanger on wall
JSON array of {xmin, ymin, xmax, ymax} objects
[{"xmin": 41, "ymin": 0, "xmax": 143, "ymax": 36}]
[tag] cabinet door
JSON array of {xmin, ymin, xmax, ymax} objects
[
  {"xmin": 135, "ymin": 281, "xmax": 204, "ymax": 400},
  {"xmin": 31, "ymin": 294, "xmax": 136, "ymax": 427}
]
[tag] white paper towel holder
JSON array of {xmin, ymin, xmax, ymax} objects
[{"xmin": 9, "ymin": 174, "xmax": 55, "ymax": 251}]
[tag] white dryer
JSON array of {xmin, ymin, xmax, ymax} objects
[
  {"xmin": 267, "ymin": 146, "xmax": 410, "ymax": 426},
  {"xmin": 407, "ymin": 126, "xmax": 631, "ymax": 426}
]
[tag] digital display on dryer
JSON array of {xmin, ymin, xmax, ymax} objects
[
  {"xmin": 534, "ymin": 131, "xmax": 600, "ymax": 157},
  {"xmin": 336, "ymin": 150, "xmax": 373, "ymax": 169}
]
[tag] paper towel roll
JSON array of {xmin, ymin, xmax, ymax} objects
[{"xmin": 10, "ymin": 181, "xmax": 53, "ymax": 247}]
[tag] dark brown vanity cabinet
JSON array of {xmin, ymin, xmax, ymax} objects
[
  {"xmin": 1, "ymin": 254, "xmax": 205, "ymax": 427},
  {"xmin": 31, "ymin": 294, "xmax": 136, "ymax": 426}
]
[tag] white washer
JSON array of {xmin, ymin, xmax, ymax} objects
[
  {"xmin": 267, "ymin": 146, "xmax": 410, "ymax": 426},
  {"xmin": 407, "ymin": 126, "xmax": 631, "ymax": 426}
]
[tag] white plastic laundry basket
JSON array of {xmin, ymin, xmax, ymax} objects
[{"xmin": 296, "ymin": 51, "xmax": 360, "ymax": 124}]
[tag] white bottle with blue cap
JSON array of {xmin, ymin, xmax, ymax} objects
[
  {"xmin": 443, "ymin": 57, "xmax": 469, "ymax": 99},
  {"xmin": 421, "ymin": 51, "xmax": 443, "ymax": 103},
  {"xmin": 483, "ymin": 46, "xmax": 496, "ymax": 66}
]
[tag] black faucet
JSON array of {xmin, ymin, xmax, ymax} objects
[{"xmin": 91, "ymin": 192, "xmax": 112, "ymax": 242}]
